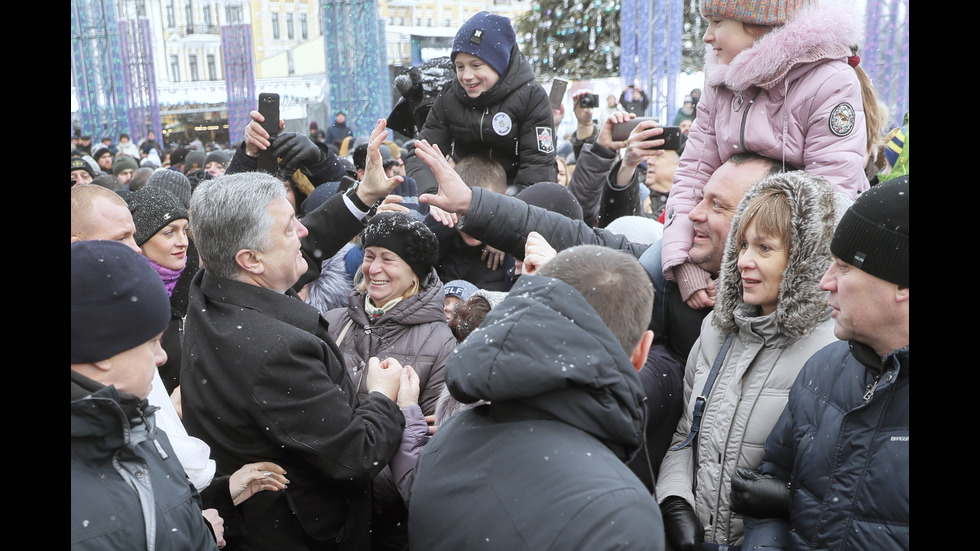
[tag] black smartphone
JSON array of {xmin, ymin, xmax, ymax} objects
[
  {"xmin": 611, "ymin": 118, "xmax": 683, "ymax": 150},
  {"xmin": 549, "ymin": 79, "xmax": 568, "ymax": 110},
  {"xmin": 257, "ymin": 92, "xmax": 280, "ymax": 175}
]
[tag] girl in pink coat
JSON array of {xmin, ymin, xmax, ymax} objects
[{"xmin": 662, "ymin": 0, "xmax": 881, "ymax": 308}]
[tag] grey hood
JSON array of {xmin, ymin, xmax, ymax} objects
[{"xmin": 713, "ymin": 171, "xmax": 843, "ymax": 338}]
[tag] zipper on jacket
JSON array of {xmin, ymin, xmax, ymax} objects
[
  {"xmin": 480, "ymin": 107, "xmax": 489, "ymax": 143},
  {"xmin": 737, "ymin": 89, "xmax": 763, "ymax": 152},
  {"xmin": 863, "ymin": 373, "xmax": 882, "ymax": 402}
]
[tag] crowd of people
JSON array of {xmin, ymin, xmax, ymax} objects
[{"xmin": 71, "ymin": 2, "xmax": 909, "ymax": 550}]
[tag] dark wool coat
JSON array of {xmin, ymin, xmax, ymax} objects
[
  {"xmin": 405, "ymin": 46, "xmax": 557, "ymax": 196},
  {"xmin": 407, "ymin": 275, "xmax": 664, "ymax": 551},
  {"xmin": 180, "ymin": 192, "xmax": 405, "ymax": 551}
]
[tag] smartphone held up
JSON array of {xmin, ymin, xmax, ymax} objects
[{"xmin": 611, "ymin": 117, "xmax": 683, "ymax": 150}]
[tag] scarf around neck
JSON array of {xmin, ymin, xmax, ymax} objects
[{"xmin": 148, "ymin": 257, "xmax": 185, "ymax": 297}]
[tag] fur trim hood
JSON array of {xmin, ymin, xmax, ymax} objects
[
  {"xmin": 705, "ymin": 3, "xmax": 862, "ymax": 91},
  {"xmin": 712, "ymin": 171, "xmax": 842, "ymax": 337}
]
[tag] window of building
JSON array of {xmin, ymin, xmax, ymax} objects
[
  {"xmin": 136, "ymin": 0, "xmax": 146, "ymax": 17},
  {"xmin": 300, "ymin": 14, "xmax": 308, "ymax": 39},
  {"xmin": 207, "ymin": 54, "xmax": 217, "ymax": 80},
  {"xmin": 189, "ymin": 55, "xmax": 199, "ymax": 81},
  {"xmin": 225, "ymin": 5, "xmax": 242, "ymax": 24},
  {"xmin": 184, "ymin": 0, "xmax": 193, "ymax": 25},
  {"xmin": 170, "ymin": 55, "xmax": 180, "ymax": 82},
  {"xmin": 203, "ymin": 4, "xmax": 212, "ymax": 26},
  {"xmin": 272, "ymin": 13, "xmax": 280, "ymax": 39},
  {"xmin": 287, "ymin": 13, "xmax": 294, "ymax": 39},
  {"xmin": 166, "ymin": 0, "xmax": 175, "ymax": 27}
]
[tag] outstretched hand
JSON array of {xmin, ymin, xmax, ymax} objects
[
  {"xmin": 274, "ymin": 132, "xmax": 324, "ymax": 177},
  {"xmin": 415, "ymin": 140, "xmax": 473, "ymax": 215},
  {"xmin": 357, "ymin": 119, "xmax": 404, "ymax": 206},
  {"xmin": 622, "ymin": 118, "xmax": 665, "ymax": 168}
]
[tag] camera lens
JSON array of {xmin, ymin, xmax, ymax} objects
[{"xmin": 579, "ymin": 95, "xmax": 596, "ymax": 108}]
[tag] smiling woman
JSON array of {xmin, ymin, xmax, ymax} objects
[
  {"xmin": 322, "ymin": 211, "xmax": 456, "ymax": 548},
  {"xmin": 656, "ymin": 171, "xmax": 847, "ymax": 549}
]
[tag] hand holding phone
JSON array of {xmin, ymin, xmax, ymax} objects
[
  {"xmin": 257, "ymin": 93, "xmax": 281, "ymax": 175},
  {"xmin": 612, "ymin": 118, "xmax": 683, "ymax": 150}
]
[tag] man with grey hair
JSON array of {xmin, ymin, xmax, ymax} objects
[{"xmin": 181, "ymin": 120, "xmax": 419, "ymax": 551}]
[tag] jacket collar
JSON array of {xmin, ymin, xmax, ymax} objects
[{"xmin": 197, "ymin": 269, "xmax": 324, "ymax": 335}]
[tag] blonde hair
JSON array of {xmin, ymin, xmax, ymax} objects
[
  {"xmin": 853, "ymin": 58, "xmax": 888, "ymax": 156},
  {"xmin": 735, "ymin": 187, "xmax": 792, "ymax": 250}
]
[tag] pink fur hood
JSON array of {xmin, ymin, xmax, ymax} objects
[{"xmin": 705, "ymin": 3, "xmax": 863, "ymax": 92}]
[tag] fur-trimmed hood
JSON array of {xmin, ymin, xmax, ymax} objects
[
  {"xmin": 705, "ymin": 3, "xmax": 862, "ymax": 91},
  {"xmin": 712, "ymin": 171, "xmax": 842, "ymax": 337}
]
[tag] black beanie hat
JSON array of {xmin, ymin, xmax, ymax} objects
[
  {"xmin": 831, "ymin": 175, "xmax": 909, "ymax": 287},
  {"xmin": 127, "ymin": 186, "xmax": 189, "ymax": 246},
  {"xmin": 361, "ymin": 211, "xmax": 439, "ymax": 279},
  {"xmin": 71, "ymin": 157, "xmax": 95, "ymax": 177},
  {"xmin": 452, "ymin": 11, "xmax": 516, "ymax": 77},
  {"xmin": 516, "ymin": 182, "xmax": 584, "ymax": 221},
  {"xmin": 71, "ymin": 240, "xmax": 171, "ymax": 363}
]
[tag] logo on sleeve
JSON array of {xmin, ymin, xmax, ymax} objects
[
  {"xmin": 536, "ymin": 127, "xmax": 555, "ymax": 153},
  {"xmin": 829, "ymin": 102, "xmax": 856, "ymax": 137},
  {"xmin": 492, "ymin": 112, "xmax": 513, "ymax": 136}
]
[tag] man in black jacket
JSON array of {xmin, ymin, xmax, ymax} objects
[{"xmin": 181, "ymin": 119, "xmax": 414, "ymax": 551}]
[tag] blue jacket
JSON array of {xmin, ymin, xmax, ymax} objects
[{"xmin": 746, "ymin": 341, "xmax": 909, "ymax": 550}]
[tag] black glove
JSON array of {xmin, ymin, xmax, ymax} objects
[
  {"xmin": 273, "ymin": 132, "xmax": 323, "ymax": 177},
  {"xmin": 730, "ymin": 467, "xmax": 791, "ymax": 520},
  {"xmin": 660, "ymin": 496, "xmax": 703, "ymax": 551}
]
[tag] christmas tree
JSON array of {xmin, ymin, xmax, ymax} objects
[
  {"xmin": 516, "ymin": 0, "xmax": 623, "ymax": 80},
  {"xmin": 516, "ymin": 0, "xmax": 705, "ymax": 80}
]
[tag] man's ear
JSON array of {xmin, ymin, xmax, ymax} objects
[
  {"xmin": 895, "ymin": 286, "xmax": 909, "ymax": 303},
  {"xmin": 235, "ymin": 248, "xmax": 263, "ymax": 275},
  {"xmin": 630, "ymin": 330, "xmax": 654, "ymax": 372},
  {"xmin": 91, "ymin": 359, "xmax": 113, "ymax": 372}
]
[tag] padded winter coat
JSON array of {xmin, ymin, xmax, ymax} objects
[
  {"xmin": 407, "ymin": 275, "xmax": 664, "ymax": 551},
  {"xmin": 323, "ymin": 269, "xmax": 454, "ymax": 417},
  {"xmin": 662, "ymin": 4, "xmax": 869, "ymax": 279},
  {"xmin": 405, "ymin": 46, "xmax": 557, "ymax": 196},
  {"xmin": 71, "ymin": 373, "xmax": 218, "ymax": 551},
  {"xmin": 745, "ymin": 342, "xmax": 909, "ymax": 550}
]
